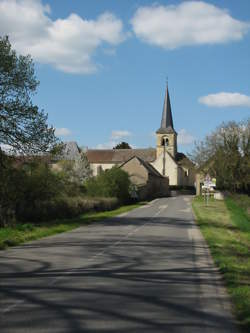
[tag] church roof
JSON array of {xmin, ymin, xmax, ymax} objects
[
  {"xmin": 156, "ymin": 86, "xmax": 176, "ymax": 134},
  {"xmin": 176, "ymin": 152, "xmax": 195, "ymax": 167},
  {"xmin": 86, "ymin": 148, "xmax": 156, "ymax": 163}
]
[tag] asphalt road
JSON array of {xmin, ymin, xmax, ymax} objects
[{"xmin": 0, "ymin": 196, "xmax": 238, "ymax": 332}]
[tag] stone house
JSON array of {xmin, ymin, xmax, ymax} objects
[{"xmin": 120, "ymin": 156, "xmax": 169, "ymax": 200}]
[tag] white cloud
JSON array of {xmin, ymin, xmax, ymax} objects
[
  {"xmin": 111, "ymin": 130, "xmax": 132, "ymax": 139},
  {"xmin": 96, "ymin": 141, "xmax": 117, "ymax": 149},
  {"xmin": 178, "ymin": 129, "xmax": 195, "ymax": 145},
  {"xmin": 96, "ymin": 130, "xmax": 133, "ymax": 149},
  {"xmin": 0, "ymin": 0, "xmax": 125, "ymax": 74},
  {"xmin": 55, "ymin": 127, "xmax": 71, "ymax": 136},
  {"xmin": 131, "ymin": 1, "xmax": 250, "ymax": 49},
  {"xmin": 199, "ymin": 92, "xmax": 250, "ymax": 107}
]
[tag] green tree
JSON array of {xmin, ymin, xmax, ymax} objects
[
  {"xmin": 113, "ymin": 141, "xmax": 131, "ymax": 149},
  {"xmin": 85, "ymin": 167, "xmax": 131, "ymax": 203},
  {"xmin": 190, "ymin": 119, "xmax": 250, "ymax": 192},
  {"xmin": 0, "ymin": 36, "xmax": 57, "ymax": 155},
  {"xmin": 0, "ymin": 36, "xmax": 59, "ymax": 225}
]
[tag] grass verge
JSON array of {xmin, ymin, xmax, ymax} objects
[
  {"xmin": 192, "ymin": 196, "xmax": 250, "ymax": 332},
  {"xmin": 0, "ymin": 202, "xmax": 145, "ymax": 251}
]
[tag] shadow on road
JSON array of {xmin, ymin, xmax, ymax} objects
[{"xmin": 0, "ymin": 216, "xmax": 236, "ymax": 332}]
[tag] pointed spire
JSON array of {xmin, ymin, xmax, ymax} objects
[{"xmin": 156, "ymin": 84, "xmax": 176, "ymax": 134}]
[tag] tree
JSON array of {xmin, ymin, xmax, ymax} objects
[
  {"xmin": 0, "ymin": 36, "xmax": 57, "ymax": 155},
  {"xmin": 58, "ymin": 151, "xmax": 92, "ymax": 184},
  {"xmin": 113, "ymin": 141, "xmax": 131, "ymax": 149},
  {"xmin": 73, "ymin": 152, "xmax": 92, "ymax": 182},
  {"xmin": 190, "ymin": 119, "xmax": 250, "ymax": 192},
  {"xmin": 85, "ymin": 167, "xmax": 131, "ymax": 203}
]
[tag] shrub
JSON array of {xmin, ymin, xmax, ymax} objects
[
  {"xmin": 16, "ymin": 196, "xmax": 119, "ymax": 222},
  {"xmin": 85, "ymin": 167, "xmax": 131, "ymax": 203}
]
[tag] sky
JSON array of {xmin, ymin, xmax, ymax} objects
[{"xmin": 1, "ymin": 0, "xmax": 250, "ymax": 153}]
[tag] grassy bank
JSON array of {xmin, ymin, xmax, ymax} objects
[
  {"xmin": 192, "ymin": 196, "xmax": 250, "ymax": 332},
  {"xmin": 0, "ymin": 202, "xmax": 144, "ymax": 250}
]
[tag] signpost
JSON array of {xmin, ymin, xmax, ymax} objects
[{"xmin": 202, "ymin": 174, "xmax": 216, "ymax": 205}]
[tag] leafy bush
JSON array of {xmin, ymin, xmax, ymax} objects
[
  {"xmin": 85, "ymin": 167, "xmax": 131, "ymax": 203},
  {"xmin": 0, "ymin": 153, "xmax": 92, "ymax": 225},
  {"xmin": 17, "ymin": 196, "xmax": 119, "ymax": 222}
]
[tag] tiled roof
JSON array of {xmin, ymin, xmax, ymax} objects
[
  {"xmin": 176, "ymin": 152, "xmax": 195, "ymax": 167},
  {"xmin": 86, "ymin": 148, "xmax": 156, "ymax": 163}
]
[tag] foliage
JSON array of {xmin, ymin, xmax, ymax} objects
[
  {"xmin": 0, "ymin": 154, "xmax": 65, "ymax": 226},
  {"xmin": 17, "ymin": 196, "xmax": 119, "ymax": 222},
  {"xmin": 190, "ymin": 119, "xmax": 250, "ymax": 192},
  {"xmin": 0, "ymin": 151, "xmax": 120, "ymax": 225},
  {"xmin": 113, "ymin": 141, "xmax": 131, "ymax": 149},
  {"xmin": 85, "ymin": 166, "xmax": 131, "ymax": 203},
  {"xmin": 0, "ymin": 36, "xmax": 57, "ymax": 154},
  {"xmin": 58, "ymin": 151, "xmax": 92, "ymax": 184},
  {"xmin": 0, "ymin": 151, "xmax": 23, "ymax": 226},
  {"xmin": 73, "ymin": 151, "xmax": 92, "ymax": 182}
]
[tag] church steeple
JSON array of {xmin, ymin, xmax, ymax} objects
[
  {"xmin": 156, "ymin": 85, "xmax": 177, "ymax": 159},
  {"xmin": 156, "ymin": 85, "xmax": 176, "ymax": 134}
]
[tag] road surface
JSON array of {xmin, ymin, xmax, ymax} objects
[{"xmin": 0, "ymin": 196, "xmax": 238, "ymax": 332}]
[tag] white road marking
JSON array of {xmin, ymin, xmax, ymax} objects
[
  {"xmin": 1, "ymin": 300, "xmax": 24, "ymax": 315},
  {"xmin": 153, "ymin": 204, "xmax": 168, "ymax": 217},
  {"xmin": 154, "ymin": 210, "xmax": 162, "ymax": 217},
  {"xmin": 180, "ymin": 207, "xmax": 191, "ymax": 213},
  {"xmin": 158, "ymin": 205, "xmax": 168, "ymax": 210}
]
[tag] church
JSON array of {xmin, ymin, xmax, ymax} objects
[{"xmin": 86, "ymin": 86, "xmax": 196, "ymax": 187}]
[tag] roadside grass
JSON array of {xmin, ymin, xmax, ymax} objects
[
  {"xmin": 0, "ymin": 202, "xmax": 145, "ymax": 251},
  {"xmin": 192, "ymin": 196, "xmax": 250, "ymax": 332}
]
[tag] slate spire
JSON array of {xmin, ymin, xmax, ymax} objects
[{"xmin": 156, "ymin": 85, "xmax": 176, "ymax": 134}]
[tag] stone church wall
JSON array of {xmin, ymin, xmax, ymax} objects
[{"xmin": 151, "ymin": 153, "xmax": 178, "ymax": 186}]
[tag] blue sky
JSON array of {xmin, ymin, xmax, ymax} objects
[{"xmin": 1, "ymin": 0, "xmax": 250, "ymax": 153}]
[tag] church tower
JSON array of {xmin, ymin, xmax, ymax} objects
[{"xmin": 156, "ymin": 85, "xmax": 177, "ymax": 159}]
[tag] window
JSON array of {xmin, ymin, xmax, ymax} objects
[{"xmin": 161, "ymin": 137, "xmax": 169, "ymax": 146}]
